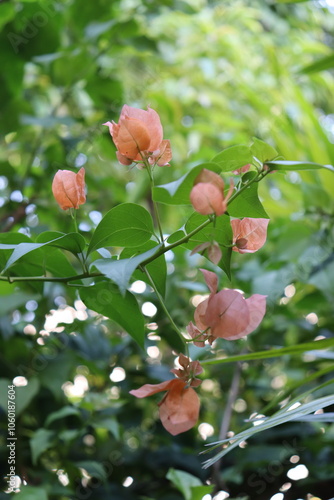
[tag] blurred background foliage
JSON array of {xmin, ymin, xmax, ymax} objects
[{"xmin": 1, "ymin": 0, "xmax": 334, "ymax": 499}]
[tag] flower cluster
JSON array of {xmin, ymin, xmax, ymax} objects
[
  {"xmin": 50, "ymin": 105, "xmax": 271, "ymax": 436},
  {"xmin": 103, "ymin": 105, "xmax": 172, "ymax": 167}
]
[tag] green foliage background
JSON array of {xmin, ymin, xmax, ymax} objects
[{"xmin": 1, "ymin": 1, "xmax": 334, "ymax": 499}]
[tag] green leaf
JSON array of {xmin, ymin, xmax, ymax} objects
[
  {"xmin": 16, "ymin": 377, "xmax": 40, "ymax": 416},
  {"xmin": 87, "ymin": 203, "xmax": 155, "ymax": 254},
  {"xmin": 200, "ymin": 337, "xmax": 334, "ymax": 366},
  {"xmin": 266, "ymin": 160, "xmax": 334, "ymax": 173},
  {"xmin": 91, "ymin": 245, "xmax": 161, "ymax": 295},
  {"xmin": 167, "ymin": 468, "xmax": 213, "ymax": 500},
  {"xmin": 211, "ymin": 145, "xmax": 253, "ymax": 172},
  {"xmin": 79, "ymin": 282, "xmax": 145, "ymax": 348},
  {"xmin": 14, "ymin": 487, "xmax": 48, "ymax": 500},
  {"xmin": 91, "ymin": 417, "xmax": 120, "ymax": 439},
  {"xmin": 293, "ymin": 413, "xmax": 334, "ymax": 422},
  {"xmin": 184, "ymin": 213, "xmax": 232, "ymax": 279},
  {"xmin": 153, "ymin": 162, "xmax": 221, "ymax": 205},
  {"xmin": 85, "ymin": 20, "xmax": 116, "ymax": 39},
  {"xmin": 228, "ymin": 172, "xmax": 269, "ymax": 218},
  {"xmin": 121, "ymin": 241, "xmax": 167, "ymax": 297},
  {"xmin": 276, "ymin": 0, "xmax": 315, "ymax": 3},
  {"xmin": 203, "ymin": 394, "xmax": 334, "ymax": 468},
  {"xmin": 190, "ymin": 486, "xmax": 215, "ymax": 500},
  {"xmin": 300, "ymin": 53, "xmax": 334, "ymax": 74},
  {"xmin": 167, "ymin": 468, "xmax": 201, "ymax": 499},
  {"xmin": 0, "ymin": 291, "xmax": 40, "ymax": 316},
  {"xmin": 167, "ymin": 229, "xmax": 186, "ymax": 244},
  {"xmin": 45, "ymin": 406, "xmax": 81, "ymax": 427},
  {"xmin": 75, "ymin": 461, "xmax": 107, "ymax": 481},
  {"xmin": 36, "ymin": 231, "xmax": 86, "ymax": 254},
  {"xmin": 1, "ymin": 233, "xmax": 86, "ymax": 273},
  {"xmin": 0, "ymin": 379, "xmax": 12, "ymax": 411},
  {"xmin": 43, "ymin": 247, "xmax": 81, "ymax": 279},
  {"xmin": 0, "ymin": 233, "xmax": 32, "ymax": 269},
  {"xmin": 250, "ymin": 137, "xmax": 278, "ymax": 163},
  {"xmin": 0, "ymin": 3, "xmax": 16, "ymax": 30},
  {"xmin": 30, "ymin": 428, "xmax": 55, "ymax": 465}
]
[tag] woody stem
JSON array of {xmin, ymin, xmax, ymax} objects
[{"xmin": 142, "ymin": 266, "xmax": 188, "ymax": 354}]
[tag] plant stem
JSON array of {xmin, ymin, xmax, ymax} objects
[
  {"xmin": 226, "ymin": 171, "xmax": 262, "ymax": 206},
  {"xmin": 211, "ymin": 353, "xmax": 244, "ymax": 492},
  {"xmin": 142, "ymin": 266, "xmax": 187, "ymax": 353},
  {"xmin": 70, "ymin": 209, "xmax": 78, "ymax": 233},
  {"xmin": 1, "ymin": 272, "xmax": 101, "ymax": 283},
  {"xmin": 143, "ymin": 157, "xmax": 164, "ymax": 242}
]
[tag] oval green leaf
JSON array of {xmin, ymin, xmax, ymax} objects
[
  {"xmin": 91, "ymin": 244, "xmax": 161, "ymax": 296},
  {"xmin": 153, "ymin": 162, "xmax": 221, "ymax": 205},
  {"xmin": 87, "ymin": 203, "xmax": 155, "ymax": 255},
  {"xmin": 266, "ymin": 160, "xmax": 334, "ymax": 173},
  {"xmin": 79, "ymin": 282, "xmax": 145, "ymax": 348},
  {"xmin": 211, "ymin": 145, "xmax": 253, "ymax": 172}
]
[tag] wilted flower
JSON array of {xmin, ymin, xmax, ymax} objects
[
  {"xmin": 130, "ymin": 355, "xmax": 202, "ymax": 435},
  {"xmin": 52, "ymin": 168, "xmax": 86, "ymax": 210},
  {"xmin": 190, "ymin": 169, "xmax": 234, "ymax": 216},
  {"xmin": 190, "ymin": 241, "xmax": 222, "ymax": 265},
  {"xmin": 231, "ymin": 218, "xmax": 269, "ymax": 254},
  {"xmin": 103, "ymin": 105, "xmax": 171, "ymax": 167},
  {"xmin": 192, "ymin": 269, "xmax": 266, "ymax": 342},
  {"xmin": 170, "ymin": 353, "xmax": 203, "ymax": 387}
]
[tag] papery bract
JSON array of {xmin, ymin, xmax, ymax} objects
[
  {"xmin": 149, "ymin": 139, "xmax": 172, "ymax": 167},
  {"xmin": 190, "ymin": 241, "xmax": 222, "ymax": 265},
  {"xmin": 231, "ymin": 218, "xmax": 269, "ymax": 254},
  {"xmin": 233, "ymin": 164, "xmax": 251, "ymax": 175},
  {"xmin": 130, "ymin": 378, "xmax": 200, "ymax": 435},
  {"xmin": 52, "ymin": 168, "xmax": 86, "ymax": 210},
  {"xmin": 194, "ymin": 169, "xmax": 225, "ymax": 190},
  {"xmin": 190, "ymin": 169, "xmax": 234, "ymax": 216},
  {"xmin": 158, "ymin": 381, "xmax": 200, "ymax": 435},
  {"xmin": 193, "ymin": 269, "xmax": 266, "ymax": 341}
]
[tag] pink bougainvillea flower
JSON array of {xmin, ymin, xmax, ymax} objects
[
  {"xmin": 190, "ymin": 169, "xmax": 234, "ymax": 216},
  {"xmin": 149, "ymin": 139, "xmax": 172, "ymax": 167},
  {"xmin": 232, "ymin": 164, "xmax": 251, "ymax": 175},
  {"xmin": 192, "ymin": 269, "xmax": 266, "ymax": 342},
  {"xmin": 103, "ymin": 105, "xmax": 171, "ymax": 166},
  {"xmin": 52, "ymin": 168, "xmax": 86, "ymax": 210},
  {"xmin": 190, "ymin": 241, "xmax": 222, "ymax": 265},
  {"xmin": 231, "ymin": 218, "xmax": 269, "ymax": 254},
  {"xmin": 130, "ymin": 379, "xmax": 200, "ymax": 435},
  {"xmin": 130, "ymin": 355, "xmax": 202, "ymax": 435}
]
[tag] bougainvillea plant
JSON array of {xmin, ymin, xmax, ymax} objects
[{"xmin": 1, "ymin": 105, "xmax": 333, "ymax": 460}]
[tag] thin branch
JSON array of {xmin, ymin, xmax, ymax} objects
[
  {"xmin": 142, "ymin": 266, "xmax": 187, "ymax": 352},
  {"xmin": 211, "ymin": 354, "xmax": 244, "ymax": 492}
]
